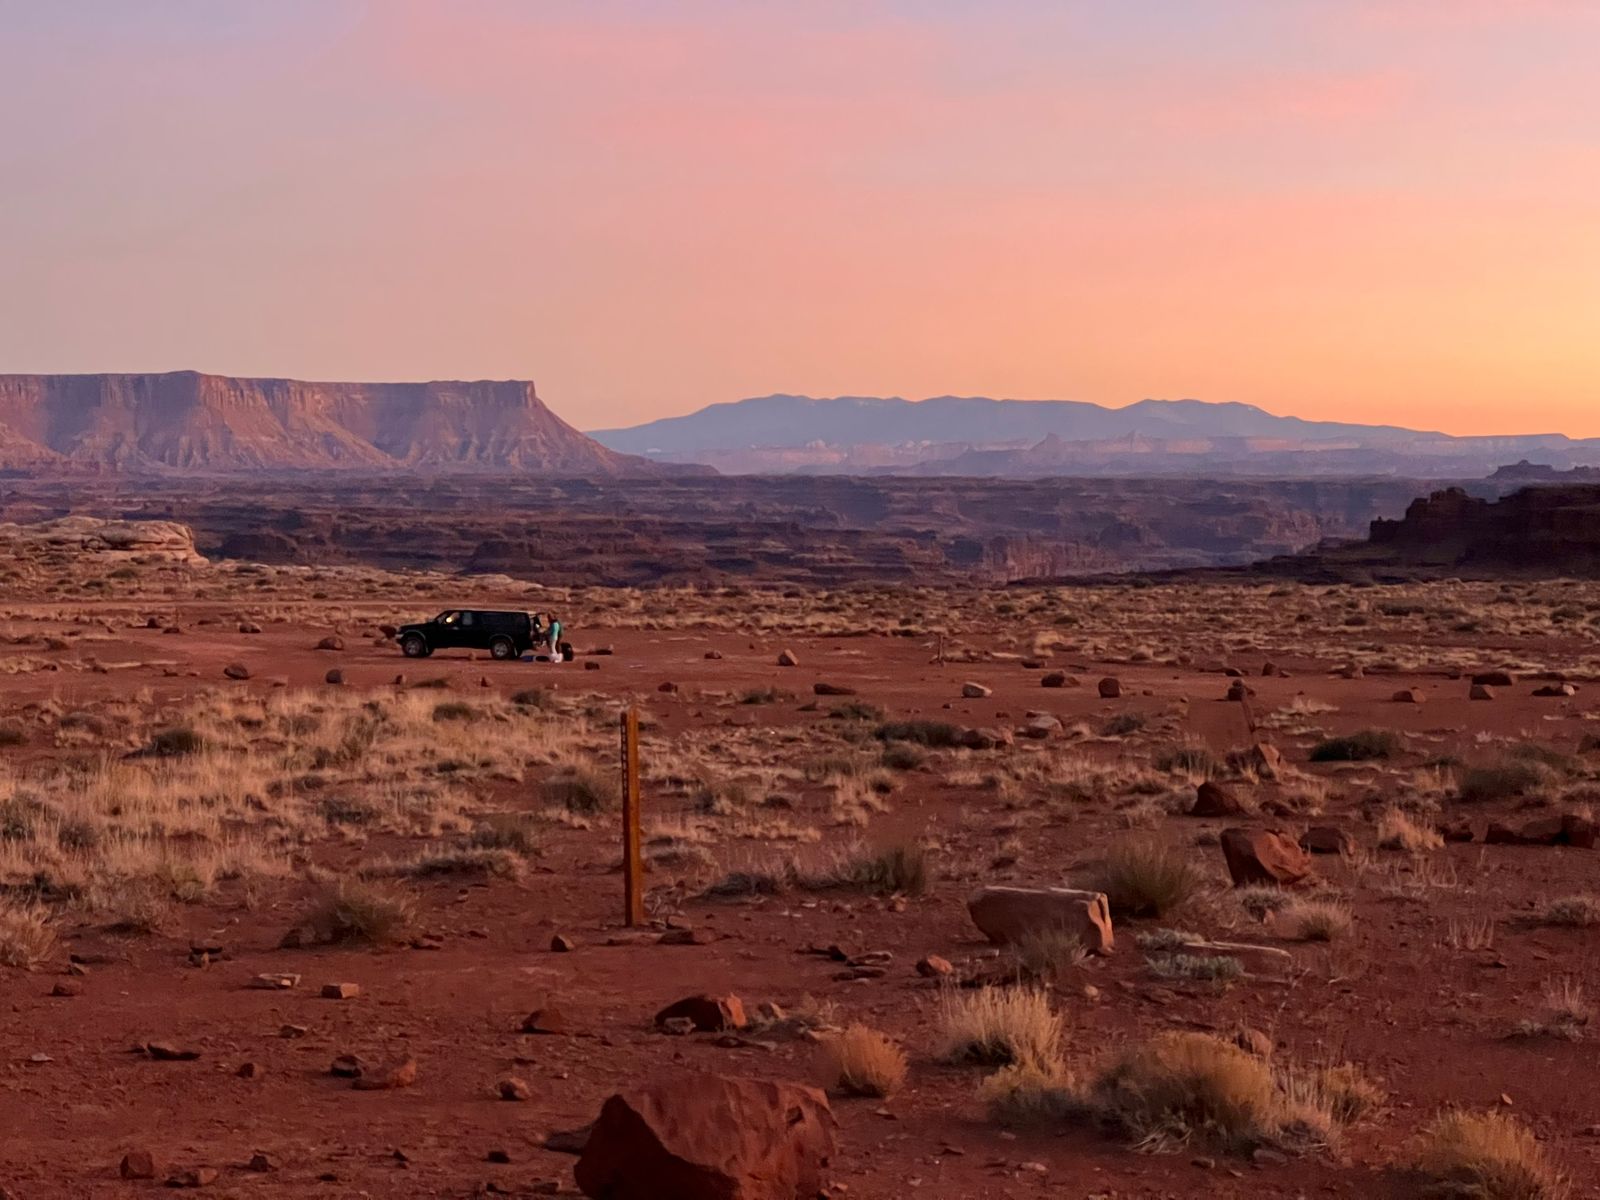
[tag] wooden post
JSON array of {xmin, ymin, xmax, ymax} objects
[{"xmin": 620, "ymin": 706, "xmax": 644, "ymax": 927}]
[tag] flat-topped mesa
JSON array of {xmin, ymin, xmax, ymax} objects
[
  {"xmin": 0, "ymin": 516, "xmax": 207, "ymax": 566},
  {"xmin": 1366, "ymin": 485, "xmax": 1600, "ymax": 571},
  {"xmin": 0, "ymin": 371, "xmax": 661, "ymax": 475}
]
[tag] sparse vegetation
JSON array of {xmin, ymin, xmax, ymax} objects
[
  {"xmin": 1091, "ymin": 838, "xmax": 1207, "ymax": 918},
  {"xmin": 0, "ymin": 901, "xmax": 55, "ymax": 968},
  {"xmin": 1279, "ymin": 898, "xmax": 1353, "ymax": 942},
  {"xmin": 1309, "ymin": 730, "xmax": 1402, "ymax": 763},
  {"xmin": 874, "ymin": 719, "xmax": 963, "ymax": 748},
  {"xmin": 938, "ymin": 986, "xmax": 1062, "ymax": 1070},
  {"xmin": 819, "ymin": 1024, "xmax": 908, "ymax": 1098},
  {"xmin": 1413, "ymin": 1110, "xmax": 1568, "ymax": 1200},
  {"xmin": 303, "ymin": 880, "xmax": 414, "ymax": 944}
]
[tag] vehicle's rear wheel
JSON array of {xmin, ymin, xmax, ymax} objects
[
  {"xmin": 489, "ymin": 636, "xmax": 516, "ymax": 661},
  {"xmin": 401, "ymin": 634, "xmax": 428, "ymax": 658},
  {"xmin": 558, "ymin": 641, "xmax": 575, "ymax": 663}
]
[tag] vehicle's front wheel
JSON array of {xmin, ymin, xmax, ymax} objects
[
  {"xmin": 489, "ymin": 636, "xmax": 516, "ymax": 661},
  {"xmin": 401, "ymin": 634, "xmax": 428, "ymax": 658}
]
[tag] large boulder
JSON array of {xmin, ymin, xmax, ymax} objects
[
  {"xmin": 1219, "ymin": 828, "xmax": 1313, "ymax": 887},
  {"xmin": 966, "ymin": 886, "xmax": 1114, "ymax": 955},
  {"xmin": 574, "ymin": 1073, "xmax": 837, "ymax": 1200},
  {"xmin": 653, "ymin": 994, "xmax": 747, "ymax": 1033},
  {"xmin": 1190, "ymin": 781, "xmax": 1246, "ymax": 818}
]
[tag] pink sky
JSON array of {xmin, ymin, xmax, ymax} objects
[{"xmin": 2, "ymin": 0, "xmax": 1598, "ymax": 435}]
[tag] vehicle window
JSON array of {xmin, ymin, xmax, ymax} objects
[
  {"xmin": 461, "ymin": 612, "xmax": 474, "ymax": 627},
  {"xmin": 438, "ymin": 611, "xmax": 459, "ymax": 625}
]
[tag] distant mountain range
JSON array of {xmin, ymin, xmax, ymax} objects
[
  {"xmin": 0, "ymin": 371, "xmax": 660, "ymax": 475},
  {"xmin": 591, "ymin": 395, "xmax": 1600, "ymax": 477}
]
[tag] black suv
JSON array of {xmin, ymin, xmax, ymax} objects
[{"xmin": 397, "ymin": 610, "xmax": 539, "ymax": 661}]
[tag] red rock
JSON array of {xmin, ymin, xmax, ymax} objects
[
  {"xmin": 1391, "ymin": 688, "xmax": 1425, "ymax": 704},
  {"xmin": 1190, "ymin": 781, "xmax": 1246, "ymax": 818},
  {"xmin": 144, "ymin": 1040, "xmax": 201, "ymax": 1061},
  {"xmin": 915, "ymin": 955, "xmax": 954, "ymax": 978},
  {"xmin": 315, "ymin": 636, "xmax": 344, "ymax": 651},
  {"xmin": 321, "ymin": 982, "xmax": 360, "ymax": 1000},
  {"xmin": 1225, "ymin": 680, "xmax": 1255, "ymax": 701},
  {"xmin": 1245, "ymin": 742, "xmax": 1283, "ymax": 780},
  {"xmin": 329, "ymin": 1054, "xmax": 365, "ymax": 1077},
  {"xmin": 1300, "ymin": 826, "xmax": 1354, "ymax": 855},
  {"xmin": 120, "ymin": 1151, "xmax": 160, "ymax": 1180},
  {"xmin": 499, "ymin": 1076, "xmax": 534, "ymax": 1101},
  {"xmin": 1469, "ymin": 683, "xmax": 1495, "ymax": 700},
  {"xmin": 776, "ymin": 650, "xmax": 799, "ymax": 667},
  {"xmin": 1562, "ymin": 814, "xmax": 1597, "ymax": 849},
  {"xmin": 653, "ymin": 994, "xmax": 747, "ymax": 1033},
  {"xmin": 574, "ymin": 1073, "xmax": 837, "ymax": 1200},
  {"xmin": 324, "ymin": 668, "xmax": 345, "ymax": 685},
  {"xmin": 1040, "ymin": 672, "xmax": 1071, "ymax": 688},
  {"xmin": 222, "ymin": 663, "xmax": 250, "ymax": 681},
  {"xmin": 957, "ymin": 726, "xmax": 1012, "ymax": 750},
  {"xmin": 961, "ymin": 682, "xmax": 992, "ymax": 699},
  {"xmin": 235, "ymin": 1061, "xmax": 262, "ymax": 1079},
  {"xmin": 657, "ymin": 928, "xmax": 715, "ymax": 946},
  {"xmin": 550, "ymin": 933, "xmax": 578, "ymax": 952},
  {"xmin": 657, "ymin": 681, "xmax": 678, "ymax": 693},
  {"xmin": 812, "ymin": 682, "xmax": 857, "ymax": 696},
  {"xmin": 1233, "ymin": 1027, "xmax": 1274, "ymax": 1057},
  {"xmin": 352, "ymin": 1057, "xmax": 417, "ymax": 1091},
  {"xmin": 1473, "ymin": 671, "xmax": 1516, "ymax": 687},
  {"xmin": 966, "ymin": 886, "xmax": 1115, "ymax": 955},
  {"xmin": 1219, "ymin": 828, "xmax": 1313, "ymax": 887},
  {"xmin": 1440, "ymin": 822, "xmax": 1475, "ymax": 843},
  {"xmin": 1097, "ymin": 677, "xmax": 1122, "ymax": 699},
  {"xmin": 165, "ymin": 1167, "xmax": 219, "ymax": 1188},
  {"xmin": 521, "ymin": 1007, "xmax": 569, "ymax": 1035}
]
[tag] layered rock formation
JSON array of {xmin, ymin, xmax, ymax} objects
[
  {"xmin": 0, "ymin": 371, "xmax": 656, "ymax": 475},
  {"xmin": 0, "ymin": 516, "xmax": 206, "ymax": 567},
  {"xmin": 1365, "ymin": 485, "xmax": 1600, "ymax": 572}
]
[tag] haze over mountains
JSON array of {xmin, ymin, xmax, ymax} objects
[
  {"xmin": 0, "ymin": 371, "xmax": 654, "ymax": 475},
  {"xmin": 592, "ymin": 394, "xmax": 1600, "ymax": 477}
]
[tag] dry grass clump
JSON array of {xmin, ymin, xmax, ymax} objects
[
  {"xmin": 1413, "ymin": 1110, "xmax": 1568, "ymax": 1200},
  {"xmin": 1538, "ymin": 895, "xmax": 1600, "ymax": 927},
  {"xmin": 541, "ymin": 764, "xmax": 620, "ymax": 814},
  {"xmin": 808, "ymin": 841, "xmax": 927, "ymax": 896},
  {"xmin": 1278, "ymin": 898, "xmax": 1353, "ymax": 943},
  {"xmin": 938, "ymin": 986, "xmax": 1062, "ymax": 1069},
  {"xmin": 818, "ymin": 1024, "xmax": 908, "ymax": 1098},
  {"xmin": 1312, "ymin": 1063, "xmax": 1386, "ymax": 1123},
  {"xmin": 1456, "ymin": 759, "xmax": 1557, "ymax": 805},
  {"xmin": 1377, "ymin": 808, "xmax": 1444, "ymax": 853},
  {"xmin": 303, "ymin": 880, "xmax": 414, "ymax": 944},
  {"xmin": 1309, "ymin": 730, "xmax": 1401, "ymax": 763},
  {"xmin": 874, "ymin": 719, "xmax": 964, "ymax": 748},
  {"xmin": 1011, "ymin": 926, "xmax": 1089, "ymax": 978},
  {"xmin": 0, "ymin": 901, "xmax": 55, "ymax": 968},
  {"xmin": 1089, "ymin": 1032, "xmax": 1335, "ymax": 1155},
  {"xmin": 982, "ymin": 1061, "xmax": 1081, "ymax": 1125},
  {"xmin": 364, "ymin": 845, "xmax": 526, "ymax": 880},
  {"xmin": 1515, "ymin": 977, "xmax": 1592, "ymax": 1042},
  {"xmin": 1090, "ymin": 838, "xmax": 1207, "ymax": 918}
]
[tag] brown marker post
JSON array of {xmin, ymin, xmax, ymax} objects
[{"xmin": 620, "ymin": 706, "xmax": 644, "ymax": 927}]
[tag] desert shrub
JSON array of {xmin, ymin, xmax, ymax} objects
[
  {"xmin": 1377, "ymin": 809, "xmax": 1443, "ymax": 853},
  {"xmin": 819, "ymin": 1024, "xmax": 907, "ymax": 1098},
  {"xmin": 1313, "ymin": 1063, "xmax": 1385, "ymax": 1123},
  {"xmin": 304, "ymin": 880, "xmax": 414, "ymax": 944},
  {"xmin": 874, "ymin": 720, "xmax": 963, "ymax": 748},
  {"xmin": 1148, "ymin": 953, "xmax": 1244, "ymax": 982},
  {"xmin": 704, "ymin": 861, "xmax": 795, "ymax": 897},
  {"xmin": 938, "ymin": 986, "xmax": 1062, "ymax": 1070},
  {"xmin": 542, "ymin": 765, "xmax": 620, "ymax": 813},
  {"xmin": 1515, "ymin": 977, "xmax": 1592, "ymax": 1042},
  {"xmin": 1234, "ymin": 885, "xmax": 1291, "ymax": 920},
  {"xmin": 1102, "ymin": 712, "xmax": 1147, "ymax": 737},
  {"xmin": 1156, "ymin": 744, "xmax": 1216, "ymax": 777},
  {"xmin": 469, "ymin": 813, "xmax": 540, "ymax": 854},
  {"xmin": 431, "ymin": 701, "xmax": 476, "ymax": 722},
  {"xmin": 828, "ymin": 701, "xmax": 884, "ymax": 723},
  {"xmin": 1413, "ymin": 1110, "xmax": 1567, "ymax": 1200},
  {"xmin": 99, "ymin": 882, "xmax": 174, "ymax": 935},
  {"xmin": 739, "ymin": 687, "xmax": 791, "ymax": 706},
  {"xmin": 1309, "ymin": 730, "xmax": 1401, "ymax": 763},
  {"xmin": 1091, "ymin": 838, "xmax": 1206, "ymax": 918},
  {"xmin": 1539, "ymin": 895, "xmax": 1600, "ymax": 927},
  {"xmin": 1457, "ymin": 759, "xmax": 1555, "ymax": 805},
  {"xmin": 0, "ymin": 902, "xmax": 55, "ymax": 969},
  {"xmin": 1012, "ymin": 926, "xmax": 1089, "ymax": 978},
  {"xmin": 510, "ymin": 689, "xmax": 545, "ymax": 708},
  {"xmin": 366, "ymin": 845, "xmax": 525, "ymax": 880},
  {"xmin": 1090, "ymin": 1032, "xmax": 1331, "ymax": 1155},
  {"xmin": 880, "ymin": 743, "xmax": 926, "ymax": 771},
  {"xmin": 0, "ymin": 724, "xmax": 26, "ymax": 747},
  {"xmin": 145, "ymin": 726, "xmax": 206, "ymax": 757},
  {"xmin": 809, "ymin": 842, "xmax": 927, "ymax": 896},
  {"xmin": 982, "ymin": 1061, "xmax": 1081, "ymax": 1125},
  {"xmin": 1279, "ymin": 898, "xmax": 1353, "ymax": 943}
]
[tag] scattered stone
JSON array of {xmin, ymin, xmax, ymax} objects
[
  {"xmin": 776, "ymin": 649, "xmax": 799, "ymax": 667},
  {"xmin": 1219, "ymin": 828, "xmax": 1313, "ymax": 887},
  {"xmin": 50, "ymin": 980, "xmax": 82, "ymax": 998},
  {"xmin": 545, "ymin": 1124, "xmax": 596, "ymax": 1156},
  {"xmin": 658, "ymin": 928, "xmax": 716, "ymax": 946},
  {"xmin": 1488, "ymin": 814, "xmax": 1596, "ymax": 848},
  {"xmin": 236, "ymin": 1061, "xmax": 263, "ymax": 1079},
  {"xmin": 521, "ymin": 1008, "xmax": 570, "ymax": 1035},
  {"xmin": 1535, "ymin": 683, "xmax": 1579, "ymax": 698},
  {"xmin": 1242, "ymin": 742, "xmax": 1283, "ymax": 780},
  {"xmin": 166, "ymin": 1166, "xmax": 219, "ymax": 1188},
  {"xmin": 120, "ymin": 1151, "xmax": 160, "ymax": 1180},
  {"xmin": 966, "ymin": 886, "xmax": 1115, "ymax": 955},
  {"xmin": 660, "ymin": 1017, "xmax": 697, "ymax": 1037},
  {"xmin": 1335, "ymin": 664, "xmax": 1364, "ymax": 679},
  {"xmin": 1473, "ymin": 670, "xmax": 1516, "ymax": 687},
  {"xmin": 654, "ymin": 994, "xmax": 747, "ymax": 1033},
  {"xmin": 1181, "ymin": 941, "xmax": 1295, "ymax": 979},
  {"xmin": 279, "ymin": 1024, "xmax": 308, "ymax": 1039},
  {"xmin": 144, "ymin": 1041, "xmax": 201, "ymax": 1062},
  {"xmin": 1017, "ymin": 715, "xmax": 1061, "ymax": 740},
  {"xmin": 961, "ymin": 682, "xmax": 992, "ymax": 699},
  {"xmin": 1392, "ymin": 688, "xmax": 1425, "ymax": 704},
  {"xmin": 1225, "ymin": 680, "xmax": 1255, "ymax": 702},
  {"xmin": 316, "ymin": 636, "xmax": 345, "ymax": 651},
  {"xmin": 957, "ymin": 726, "xmax": 1012, "ymax": 750},
  {"xmin": 550, "ymin": 934, "xmax": 578, "ymax": 953},
  {"xmin": 321, "ymin": 982, "xmax": 360, "ymax": 1000},
  {"xmin": 329, "ymin": 1055, "xmax": 366, "ymax": 1078},
  {"xmin": 1299, "ymin": 826, "xmax": 1355, "ymax": 856},
  {"xmin": 1440, "ymin": 822, "xmax": 1475, "ymax": 844},
  {"xmin": 1469, "ymin": 683, "xmax": 1495, "ymax": 700},
  {"xmin": 657, "ymin": 681, "xmax": 679, "ymax": 693},
  {"xmin": 352, "ymin": 1057, "xmax": 417, "ymax": 1091},
  {"xmin": 1233, "ymin": 1027, "xmax": 1274, "ymax": 1057},
  {"xmin": 245, "ymin": 1153, "xmax": 278, "ymax": 1173},
  {"xmin": 1190, "ymin": 781, "xmax": 1246, "ymax": 818},
  {"xmin": 499, "ymin": 1077, "xmax": 534, "ymax": 1101},
  {"xmin": 486, "ymin": 1149, "xmax": 513, "ymax": 1164},
  {"xmin": 1097, "ymin": 677, "xmax": 1122, "ymax": 699},
  {"xmin": 222, "ymin": 663, "xmax": 251, "ymax": 681},
  {"xmin": 813, "ymin": 682, "xmax": 857, "ymax": 696},
  {"xmin": 915, "ymin": 955, "xmax": 954, "ymax": 978},
  {"xmin": 584, "ymin": 660, "xmax": 601, "ymax": 671},
  {"xmin": 324, "ymin": 668, "xmax": 345, "ymax": 685},
  {"xmin": 1040, "ymin": 672, "xmax": 1072, "ymax": 688},
  {"xmin": 574, "ymin": 1073, "xmax": 837, "ymax": 1200},
  {"xmin": 238, "ymin": 621, "xmax": 262, "ymax": 634}
]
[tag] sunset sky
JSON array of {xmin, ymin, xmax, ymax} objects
[{"xmin": 3, "ymin": 1, "xmax": 1598, "ymax": 435}]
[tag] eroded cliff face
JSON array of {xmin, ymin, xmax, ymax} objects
[
  {"xmin": 1367, "ymin": 485, "xmax": 1600, "ymax": 571},
  {"xmin": 0, "ymin": 372, "xmax": 654, "ymax": 474}
]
